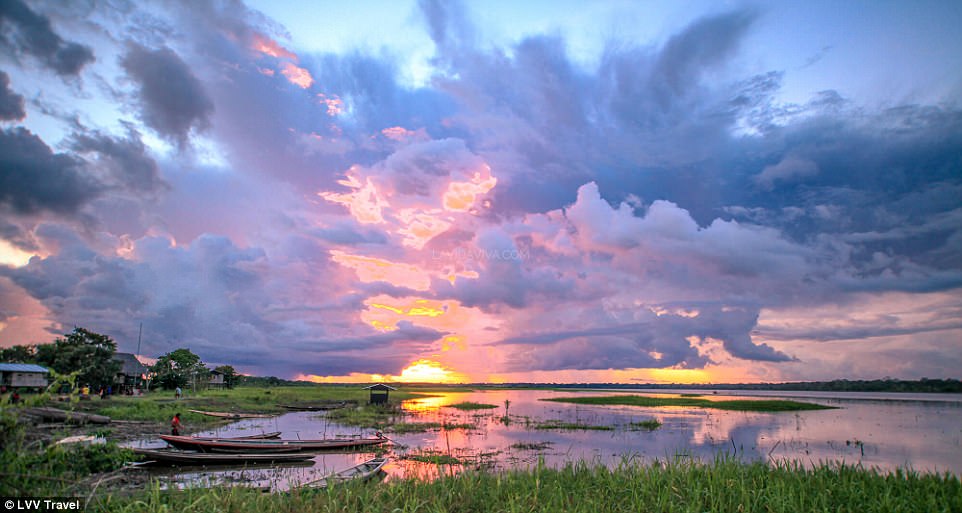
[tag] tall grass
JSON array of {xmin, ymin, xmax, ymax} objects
[{"xmin": 89, "ymin": 457, "xmax": 960, "ymax": 513}]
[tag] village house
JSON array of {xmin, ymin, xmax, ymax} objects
[
  {"xmin": 0, "ymin": 363, "xmax": 50, "ymax": 391},
  {"xmin": 112, "ymin": 353, "xmax": 150, "ymax": 394},
  {"xmin": 208, "ymin": 369, "xmax": 225, "ymax": 389}
]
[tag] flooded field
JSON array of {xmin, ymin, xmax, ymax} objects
[{"xmin": 131, "ymin": 389, "xmax": 962, "ymax": 489}]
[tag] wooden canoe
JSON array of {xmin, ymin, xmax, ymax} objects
[
  {"xmin": 160, "ymin": 434, "xmax": 387, "ymax": 453},
  {"xmin": 302, "ymin": 457, "xmax": 389, "ymax": 489},
  {"xmin": 188, "ymin": 409, "xmax": 275, "ymax": 419},
  {"xmin": 133, "ymin": 448, "xmax": 314, "ymax": 465},
  {"xmin": 192, "ymin": 431, "xmax": 282, "ymax": 440}
]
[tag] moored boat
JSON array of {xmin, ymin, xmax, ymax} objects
[
  {"xmin": 159, "ymin": 434, "xmax": 388, "ymax": 453},
  {"xmin": 192, "ymin": 431, "xmax": 282, "ymax": 440},
  {"xmin": 301, "ymin": 457, "xmax": 389, "ymax": 489},
  {"xmin": 133, "ymin": 448, "xmax": 315, "ymax": 465},
  {"xmin": 188, "ymin": 409, "xmax": 275, "ymax": 419}
]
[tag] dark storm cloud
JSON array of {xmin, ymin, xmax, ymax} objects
[
  {"xmin": 0, "ymin": 127, "xmax": 101, "ymax": 215},
  {"xmin": 498, "ymin": 304, "xmax": 791, "ymax": 371},
  {"xmin": 0, "ymin": 0, "xmax": 94, "ymax": 76},
  {"xmin": 69, "ymin": 126, "xmax": 167, "ymax": 194},
  {"xmin": 120, "ymin": 43, "xmax": 213, "ymax": 146},
  {"xmin": 0, "ymin": 71, "xmax": 26, "ymax": 120}
]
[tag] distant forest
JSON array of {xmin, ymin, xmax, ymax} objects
[{"xmin": 539, "ymin": 378, "xmax": 962, "ymax": 393}]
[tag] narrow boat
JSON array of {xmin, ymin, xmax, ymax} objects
[
  {"xmin": 133, "ymin": 448, "xmax": 315, "ymax": 465},
  {"xmin": 280, "ymin": 401, "xmax": 356, "ymax": 411},
  {"xmin": 188, "ymin": 409, "xmax": 275, "ymax": 419},
  {"xmin": 160, "ymin": 434, "xmax": 387, "ymax": 453},
  {"xmin": 192, "ymin": 431, "xmax": 282, "ymax": 440},
  {"xmin": 302, "ymin": 457, "xmax": 389, "ymax": 489}
]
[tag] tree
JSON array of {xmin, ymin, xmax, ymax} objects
[
  {"xmin": 0, "ymin": 345, "xmax": 37, "ymax": 363},
  {"xmin": 34, "ymin": 328, "xmax": 121, "ymax": 389},
  {"xmin": 151, "ymin": 348, "xmax": 208, "ymax": 391},
  {"xmin": 213, "ymin": 365, "xmax": 238, "ymax": 389}
]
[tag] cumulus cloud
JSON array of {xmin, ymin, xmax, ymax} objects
[
  {"xmin": 0, "ymin": 0, "xmax": 94, "ymax": 76},
  {"xmin": 0, "ymin": 1, "xmax": 960, "ymax": 382}
]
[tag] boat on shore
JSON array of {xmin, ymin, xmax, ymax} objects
[
  {"xmin": 188, "ymin": 410, "xmax": 275, "ymax": 419},
  {"xmin": 159, "ymin": 434, "xmax": 388, "ymax": 453},
  {"xmin": 301, "ymin": 457, "xmax": 389, "ymax": 489},
  {"xmin": 133, "ymin": 448, "xmax": 315, "ymax": 465}
]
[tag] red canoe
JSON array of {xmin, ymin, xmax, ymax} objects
[{"xmin": 159, "ymin": 434, "xmax": 387, "ymax": 453}]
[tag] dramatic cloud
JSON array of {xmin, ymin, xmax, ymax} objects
[
  {"xmin": 0, "ymin": 71, "xmax": 25, "ymax": 121},
  {"xmin": 120, "ymin": 43, "xmax": 214, "ymax": 146},
  {"xmin": 0, "ymin": 0, "xmax": 959, "ymax": 382},
  {"xmin": 0, "ymin": 0, "xmax": 94, "ymax": 76},
  {"xmin": 70, "ymin": 126, "xmax": 167, "ymax": 194},
  {"xmin": 0, "ymin": 127, "xmax": 101, "ymax": 215}
]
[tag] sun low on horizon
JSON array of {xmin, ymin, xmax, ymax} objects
[{"xmin": 0, "ymin": 0, "xmax": 960, "ymax": 385}]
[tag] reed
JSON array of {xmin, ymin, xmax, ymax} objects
[
  {"xmin": 446, "ymin": 401, "xmax": 499, "ymax": 410},
  {"xmin": 88, "ymin": 457, "xmax": 960, "ymax": 513}
]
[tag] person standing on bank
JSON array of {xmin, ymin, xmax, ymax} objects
[{"xmin": 171, "ymin": 413, "xmax": 182, "ymax": 435}]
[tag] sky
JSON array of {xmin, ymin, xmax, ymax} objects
[{"xmin": 0, "ymin": 0, "xmax": 960, "ymax": 384}]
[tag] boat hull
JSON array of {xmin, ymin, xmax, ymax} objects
[
  {"xmin": 160, "ymin": 434, "xmax": 387, "ymax": 453},
  {"xmin": 302, "ymin": 457, "xmax": 389, "ymax": 489},
  {"xmin": 133, "ymin": 448, "xmax": 314, "ymax": 465}
]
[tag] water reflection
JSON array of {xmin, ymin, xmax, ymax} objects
[{"xmin": 129, "ymin": 389, "xmax": 962, "ymax": 489}]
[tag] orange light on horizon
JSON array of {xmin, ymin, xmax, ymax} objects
[{"xmin": 394, "ymin": 359, "xmax": 466, "ymax": 383}]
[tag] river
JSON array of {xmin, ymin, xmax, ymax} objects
[{"xmin": 134, "ymin": 389, "xmax": 962, "ymax": 489}]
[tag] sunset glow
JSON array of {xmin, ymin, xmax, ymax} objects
[
  {"xmin": 1, "ymin": 0, "xmax": 959, "ymax": 387},
  {"xmin": 280, "ymin": 62, "xmax": 314, "ymax": 89}
]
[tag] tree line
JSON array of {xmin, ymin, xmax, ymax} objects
[{"xmin": 0, "ymin": 327, "xmax": 238, "ymax": 391}]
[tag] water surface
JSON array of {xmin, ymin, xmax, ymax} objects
[{"xmin": 131, "ymin": 389, "xmax": 962, "ymax": 489}]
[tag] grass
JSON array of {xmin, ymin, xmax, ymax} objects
[
  {"xmin": 87, "ymin": 457, "xmax": 961, "ymax": 512},
  {"xmin": 74, "ymin": 385, "xmax": 437, "ymax": 425},
  {"xmin": 544, "ymin": 395, "xmax": 835, "ymax": 412},
  {"xmin": 404, "ymin": 450, "xmax": 463, "ymax": 465},
  {"xmin": 388, "ymin": 422, "xmax": 476, "ymax": 434},
  {"xmin": 0, "ymin": 406, "xmax": 136, "ymax": 497},
  {"xmin": 446, "ymin": 401, "xmax": 499, "ymax": 411},
  {"xmin": 628, "ymin": 419, "xmax": 663, "ymax": 431},
  {"xmin": 531, "ymin": 420, "xmax": 614, "ymax": 431},
  {"xmin": 509, "ymin": 441, "xmax": 554, "ymax": 451}
]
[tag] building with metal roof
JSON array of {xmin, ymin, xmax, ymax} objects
[{"xmin": 0, "ymin": 363, "xmax": 50, "ymax": 390}]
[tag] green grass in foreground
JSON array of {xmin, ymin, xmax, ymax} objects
[
  {"xmin": 446, "ymin": 401, "xmax": 499, "ymax": 410},
  {"xmin": 90, "ymin": 458, "xmax": 960, "ymax": 513},
  {"xmin": 544, "ymin": 395, "xmax": 835, "ymax": 411}
]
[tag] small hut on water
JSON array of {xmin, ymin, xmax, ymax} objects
[{"xmin": 363, "ymin": 383, "xmax": 396, "ymax": 405}]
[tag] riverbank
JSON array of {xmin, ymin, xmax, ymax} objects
[{"xmin": 89, "ymin": 457, "xmax": 960, "ymax": 513}]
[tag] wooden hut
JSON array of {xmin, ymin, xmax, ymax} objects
[
  {"xmin": 112, "ymin": 353, "xmax": 149, "ymax": 394},
  {"xmin": 208, "ymin": 369, "xmax": 225, "ymax": 389},
  {"xmin": 363, "ymin": 383, "xmax": 396, "ymax": 405}
]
